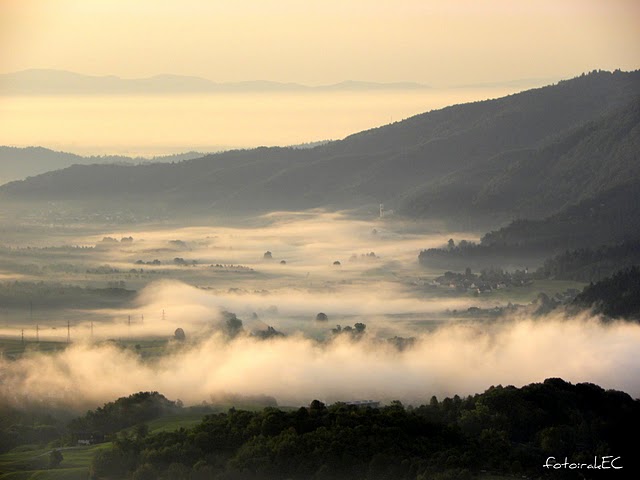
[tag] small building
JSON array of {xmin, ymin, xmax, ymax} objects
[
  {"xmin": 76, "ymin": 432, "xmax": 105, "ymax": 446},
  {"xmin": 346, "ymin": 400, "xmax": 380, "ymax": 408}
]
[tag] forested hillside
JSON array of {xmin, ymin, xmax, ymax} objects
[
  {"xmin": 85, "ymin": 379, "xmax": 639, "ymax": 479},
  {"xmin": 0, "ymin": 146, "xmax": 205, "ymax": 184},
  {"xmin": 571, "ymin": 267, "xmax": 640, "ymax": 319},
  {"xmin": 3, "ymin": 379, "xmax": 636, "ymax": 479},
  {"xmin": 2, "ymin": 70, "xmax": 638, "ymax": 230},
  {"xmin": 404, "ymin": 97, "xmax": 640, "ymax": 221}
]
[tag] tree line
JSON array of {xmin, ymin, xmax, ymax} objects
[{"xmin": 87, "ymin": 378, "xmax": 638, "ymax": 479}]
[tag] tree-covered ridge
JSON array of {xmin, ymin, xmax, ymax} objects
[
  {"xmin": 571, "ymin": 266, "xmax": 640, "ymax": 320},
  {"xmin": 478, "ymin": 182, "xmax": 640, "ymax": 253},
  {"xmin": 1, "ymin": 70, "xmax": 639, "ymax": 228},
  {"xmin": 68, "ymin": 392, "xmax": 179, "ymax": 437},
  {"xmin": 405, "ymin": 95, "xmax": 640, "ymax": 222},
  {"xmin": 0, "ymin": 394, "xmax": 167, "ymax": 456},
  {"xmin": 537, "ymin": 241, "xmax": 640, "ymax": 282},
  {"xmin": 0, "ymin": 146, "xmax": 206, "ymax": 185},
  {"xmin": 420, "ymin": 239, "xmax": 640, "ymax": 284},
  {"xmin": 89, "ymin": 378, "xmax": 639, "ymax": 479}
]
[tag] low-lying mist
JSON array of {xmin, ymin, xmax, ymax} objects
[
  {"xmin": 1, "ymin": 210, "xmax": 637, "ymax": 414},
  {"xmin": 2, "ymin": 304, "xmax": 638, "ymax": 412}
]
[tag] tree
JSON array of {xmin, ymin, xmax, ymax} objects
[
  {"xmin": 134, "ymin": 423, "xmax": 149, "ymax": 440},
  {"xmin": 48, "ymin": 449, "xmax": 63, "ymax": 468},
  {"xmin": 167, "ymin": 462, "xmax": 190, "ymax": 480},
  {"xmin": 132, "ymin": 463, "xmax": 158, "ymax": 480},
  {"xmin": 309, "ymin": 399, "xmax": 326, "ymax": 412},
  {"xmin": 174, "ymin": 328, "xmax": 186, "ymax": 341},
  {"xmin": 223, "ymin": 312, "xmax": 244, "ymax": 338},
  {"xmin": 253, "ymin": 326, "xmax": 284, "ymax": 339},
  {"xmin": 315, "ymin": 312, "xmax": 328, "ymax": 321}
]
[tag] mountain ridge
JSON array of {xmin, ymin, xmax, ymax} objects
[
  {"xmin": 0, "ymin": 146, "xmax": 208, "ymax": 185},
  {"xmin": 0, "ymin": 69, "xmax": 430, "ymax": 94},
  {"xmin": 403, "ymin": 97, "xmax": 640, "ymax": 221},
  {"xmin": 1, "ymin": 70, "xmax": 639, "ymax": 238}
]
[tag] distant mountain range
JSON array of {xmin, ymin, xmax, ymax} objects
[
  {"xmin": 2, "ymin": 70, "xmax": 639, "ymax": 246},
  {"xmin": 0, "ymin": 69, "xmax": 429, "ymax": 95}
]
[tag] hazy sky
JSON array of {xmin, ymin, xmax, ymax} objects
[{"xmin": 1, "ymin": 0, "xmax": 638, "ymax": 86}]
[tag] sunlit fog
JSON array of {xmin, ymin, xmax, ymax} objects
[{"xmin": 2, "ymin": 211, "xmax": 638, "ymax": 412}]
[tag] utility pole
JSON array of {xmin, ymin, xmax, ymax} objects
[
  {"xmin": 90, "ymin": 321, "xmax": 94, "ymax": 340},
  {"xmin": 67, "ymin": 320, "xmax": 70, "ymax": 344},
  {"xmin": 128, "ymin": 315, "xmax": 131, "ymax": 338},
  {"xmin": 21, "ymin": 329, "xmax": 24, "ymax": 345},
  {"xmin": 36, "ymin": 324, "xmax": 39, "ymax": 343}
]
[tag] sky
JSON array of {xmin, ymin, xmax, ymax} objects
[{"xmin": 1, "ymin": 0, "xmax": 639, "ymax": 86}]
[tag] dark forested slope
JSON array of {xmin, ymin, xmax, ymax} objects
[
  {"xmin": 2, "ymin": 70, "xmax": 639, "ymax": 226},
  {"xmin": 84, "ymin": 378, "xmax": 639, "ymax": 480},
  {"xmin": 0, "ymin": 146, "xmax": 205, "ymax": 184},
  {"xmin": 571, "ymin": 266, "xmax": 640, "ymax": 319},
  {"xmin": 404, "ymin": 97, "xmax": 640, "ymax": 221}
]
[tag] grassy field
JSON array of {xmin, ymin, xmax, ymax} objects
[
  {"xmin": 0, "ymin": 469, "xmax": 88, "ymax": 480},
  {"xmin": 0, "ymin": 337, "xmax": 173, "ymax": 362},
  {"xmin": 0, "ymin": 443, "xmax": 110, "ymax": 480},
  {"xmin": 0, "ymin": 339, "xmax": 70, "ymax": 361},
  {"xmin": 488, "ymin": 278, "xmax": 586, "ymax": 304},
  {"xmin": 144, "ymin": 412, "xmax": 209, "ymax": 433},
  {"xmin": 0, "ymin": 410, "xmax": 220, "ymax": 479},
  {"xmin": 417, "ymin": 278, "xmax": 587, "ymax": 305}
]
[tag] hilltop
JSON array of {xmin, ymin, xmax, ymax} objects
[{"xmin": 0, "ymin": 146, "xmax": 207, "ymax": 185}]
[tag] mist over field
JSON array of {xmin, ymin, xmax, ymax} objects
[
  {"xmin": 2, "ymin": 307, "xmax": 639, "ymax": 411},
  {"xmin": 0, "ymin": 211, "xmax": 639, "ymax": 414},
  {"xmin": 0, "ymin": 210, "xmax": 478, "ymax": 343}
]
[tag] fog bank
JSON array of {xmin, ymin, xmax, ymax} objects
[{"xmin": 2, "ymin": 314, "xmax": 638, "ymax": 411}]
